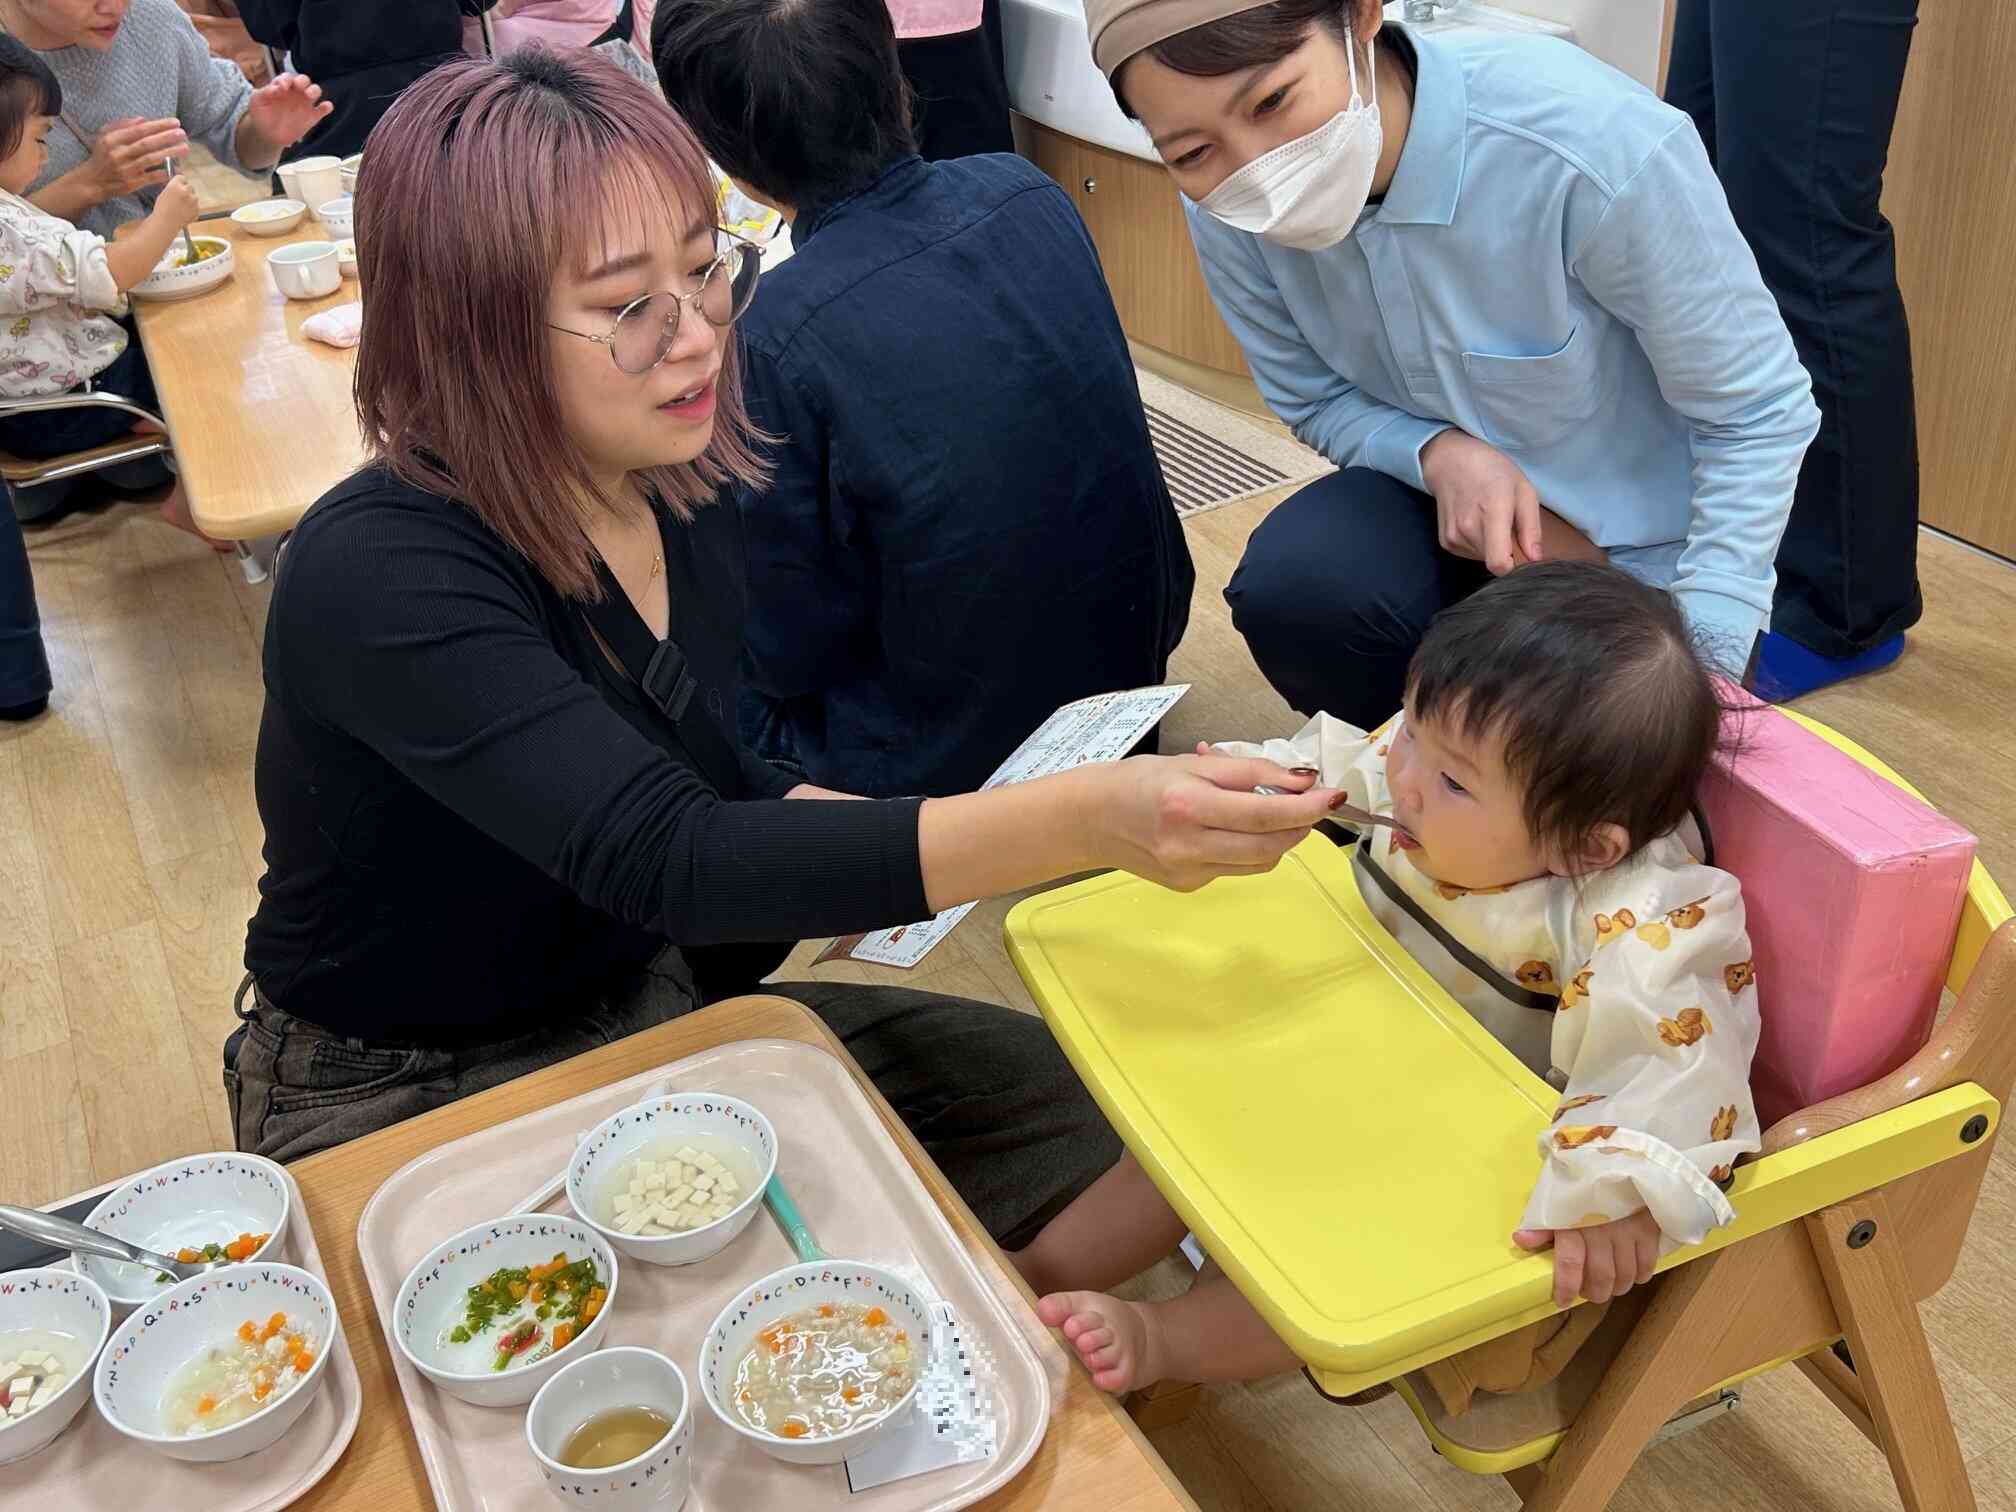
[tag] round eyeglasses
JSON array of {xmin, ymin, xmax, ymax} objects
[{"xmin": 549, "ymin": 235, "xmax": 762, "ymax": 375}]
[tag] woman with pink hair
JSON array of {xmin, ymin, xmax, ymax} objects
[{"xmin": 227, "ymin": 51, "xmax": 1337, "ymax": 1280}]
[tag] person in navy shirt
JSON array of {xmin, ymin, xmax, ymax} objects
[{"xmin": 654, "ymin": 0, "xmax": 1193, "ymax": 798}]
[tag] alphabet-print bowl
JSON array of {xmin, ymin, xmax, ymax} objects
[
  {"xmin": 567, "ymin": 1094, "xmax": 777, "ymax": 1267},
  {"xmin": 92, "ymin": 1262, "xmax": 338, "ymax": 1462},
  {"xmin": 696, "ymin": 1261, "xmax": 932, "ymax": 1466},
  {"xmin": 77, "ymin": 1151, "xmax": 291, "ymax": 1311},
  {"xmin": 0, "ymin": 1268, "xmax": 111, "ymax": 1465},
  {"xmin": 526, "ymin": 1346, "xmax": 693, "ymax": 1509},
  {"xmin": 392, "ymin": 1215, "xmax": 619, "ymax": 1408}
]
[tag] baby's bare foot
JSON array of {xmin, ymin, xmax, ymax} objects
[{"xmin": 1036, "ymin": 1290, "xmax": 1164, "ymax": 1394}]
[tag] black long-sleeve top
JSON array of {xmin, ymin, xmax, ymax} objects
[{"xmin": 244, "ymin": 468, "xmax": 928, "ymax": 1041}]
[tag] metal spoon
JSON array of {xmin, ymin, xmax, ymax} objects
[
  {"xmin": 0, "ymin": 1204, "xmax": 234, "ymax": 1282},
  {"xmin": 165, "ymin": 156, "xmax": 198, "ymax": 265},
  {"xmin": 1253, "ymin": 786, "xmax": 1409, "ymax": 833}
]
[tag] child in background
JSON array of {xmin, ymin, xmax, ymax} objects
[
  {"xmin": 1022, "ymin": 562, "xmax": 1764, "ymax": 1392},
  {"xmin": 0, "ymin": 35, "xmax": 211, "ymax": 540}
]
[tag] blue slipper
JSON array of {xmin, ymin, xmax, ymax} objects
[{"xmin": 1754, "ymin": 631, "xmax": 1905, "ymax": 701}]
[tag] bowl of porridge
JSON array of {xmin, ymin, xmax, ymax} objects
[
  {"xmin": 696, "ymin": 1260, "xmax": 932, "ymax": 1465},
  {"xmin": 93, "ymin": 1263, "xmax": 338, "ymax": 1463}
]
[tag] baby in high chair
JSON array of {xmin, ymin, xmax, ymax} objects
[{"xmin": 1026, "ymin": 560, "xmax": 1764, "ymax": 1393}]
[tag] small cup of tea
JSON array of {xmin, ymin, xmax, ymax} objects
[{"xmin": 526, "ymin": 1346, "xmax": 693, "ymax": 1509}]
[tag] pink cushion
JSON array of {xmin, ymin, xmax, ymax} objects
[{"xmin": 1700, "ymin": 705, "xmax": 1977, "ymax": 1129}]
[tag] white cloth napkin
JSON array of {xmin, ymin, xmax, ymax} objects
[{"xmin": 301, "ymin": 301, "xmax": 363, "ymax": 348}]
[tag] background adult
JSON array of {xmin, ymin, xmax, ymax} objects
[
  {"xmin": 1665, "ymin": 0, "xmax": 1922, "ymax": 698},
  {"xmin": 655, "ymin": 0, "xmax": 1193, "ymax": 798},
  {"xmin": 4, "ymin": 0, "xmax": 328, "ymax": 237},
  {"xmin": 234, "ymin": 51, "xmax": 1334, "ymax": 1272},
  {"xmin": 1083, "ymin": 0, "xmax": 1820, "ymax": 726},
  {"xmin": 235, "ymin": 0, "xmax": 467, "ymax": 162}
]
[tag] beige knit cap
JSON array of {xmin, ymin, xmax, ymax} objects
[{"xmin": 1084, "ymin": 0, "xmax": 1278, "ymax": 79}]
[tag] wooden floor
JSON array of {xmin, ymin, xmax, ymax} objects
[{"xmin": 10, "ymin": 480, "xmax": 2016, "ymax": 1508}]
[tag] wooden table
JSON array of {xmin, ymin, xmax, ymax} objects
[
  {"xmin": 131, "ymin": 218, "xmax": 364, "ymax": 542},
  {"xmin": 286, "ymin": 995, "xmax": 1196, "ymax": 1512}
]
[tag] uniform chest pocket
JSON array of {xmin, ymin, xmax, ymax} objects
[{"xmin": 1460, "ymin": 324, "xmax": 1603, "ymax": 453}]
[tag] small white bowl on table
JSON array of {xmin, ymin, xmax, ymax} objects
[
  {"xmin": 74, "ymin": 1151, "xmax": 291, "ymax": 1315},
  {"xmin": 526, "ymin": 1345, "xmax": 694, "ymax": 1510},
  {"xmin": 314, "ymin": 194, "xmax": 353, "ymax": 240},
  {"xmin": 229, "ymin": 197, "xmax": 306, "ymax": 236},
  {"xmin": 0, "ymin": 1269, "xmax": 111, "ymax": 1466},
  {"xmin": 92, "ymin": 1263, "xmax": 339, "ymax": 1463},
  {"xmin": 567, "ymin": 1093, "xmax": 777, "ymax": 1266},
  {"xmin": 392, "ymin": 1215, "xmax": 619, "ymax": 1409},
  {"xmin": 697, "ymin": 1260, "xmax": 933, "ymax": 1467},
  {"xmin": 130, "ymin": 234, "xmax": 234, "ymax": 302}
]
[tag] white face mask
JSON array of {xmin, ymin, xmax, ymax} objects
[{"xmin": 1196, "ymin": 30, "xmax": 1381, "ymax": 251}]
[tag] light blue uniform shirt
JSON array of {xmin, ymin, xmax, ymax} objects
[{"xmin": 1184, "ymin": 25, "xmax": 1821, "ymax": 669}]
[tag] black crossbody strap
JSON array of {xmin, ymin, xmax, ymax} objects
[
  {"xmin": 1351, "ymin": 833, "xmax": 1560, "ymax": 1013},
  {"xmin": 579, "ymin": 555, "xmax": 746, "ymax": 797}
]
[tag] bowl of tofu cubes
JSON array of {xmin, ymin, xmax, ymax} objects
[
  {"xmin": 0, "ymin": 1268, "xmax": 112, "ymax": 1464},
  {"xmin": 567, "ymin": 1093, "xmax": 776, "ymax": 1266}
]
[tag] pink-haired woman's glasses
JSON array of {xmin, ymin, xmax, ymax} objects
[{"xmin": 550, "ymin": 234, "xmax": 763, "ymax": 375}]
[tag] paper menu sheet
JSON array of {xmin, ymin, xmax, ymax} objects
[{"xmin": 837, "ymin": 686, "xmax": 1190, "ymax": 970}]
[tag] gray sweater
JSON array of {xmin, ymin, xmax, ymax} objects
[{"xmin": 27, "ymin": 0, "xmax": 257, "ymax": 239}]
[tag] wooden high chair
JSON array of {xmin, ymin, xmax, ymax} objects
[{"xmin": 1006, "ymin": 709, "xmax": 2013, "ymax": 1511}]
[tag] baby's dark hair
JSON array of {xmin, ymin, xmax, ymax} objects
[
  {"xmin": 1406, "ymin": 561, "xmax": 1736, "ymax": 873},
  {"xmin": 0, "ymin": 36, "xmax": 60, "ymax": 167}
]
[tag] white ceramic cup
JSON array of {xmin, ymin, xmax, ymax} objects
[
  {"xmin": 270, "ymin": 241, "xmax": 341, "ymax": 301},
  {"xmin": 278, "ymin": 155, "xmax": 343, "ymax": 216},
  {"xmin": 527, "ymin": 1347, "xmax": 693, "ymax": 1510}
]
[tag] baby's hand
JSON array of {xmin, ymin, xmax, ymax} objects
[
  {"xmin": 150, "ymin": 176, "xmax": 202, "ymax": 230},
  {"xmin": 1513, "ymin": 1210, "xmax": 1662, "ymax": 1307}
]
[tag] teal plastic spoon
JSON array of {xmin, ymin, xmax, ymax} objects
[{"xmin": 764, "ymin": 1175, "xmax": 825, "ymax": 1263}]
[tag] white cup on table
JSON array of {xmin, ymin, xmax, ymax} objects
[
  {"xmin": 527, "ymin": 1347, "xmax": 694, "ymax": 1510},
  {"xmin": 277, "ymin": 155, "xmax": 343, "ymax": 215},
  {"xmin": 269, "ymin": 241, "xmax": 342, "ymax": 300}
]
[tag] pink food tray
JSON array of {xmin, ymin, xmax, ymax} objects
[
  {"xmin": 355, "ymin": 1037, "xmax": 1059, "ymax": 1512},
  {"xmin": 0, "ymin": 1166, "xmax": 362, "ymax": 1510}
]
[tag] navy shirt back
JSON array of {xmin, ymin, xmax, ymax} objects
[{"xmin": 736, "ymin": 153, "xmax": 1194, "ymax": 797}]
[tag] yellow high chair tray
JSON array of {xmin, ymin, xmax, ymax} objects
[{"xmin": 1007, "ymin": 821, "xmax": 2001, "ymax": 1400}]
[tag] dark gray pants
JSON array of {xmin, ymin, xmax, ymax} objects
[{"xmin": 224, "ymin": 959, "xmax": 1118, "ymax": 1252}]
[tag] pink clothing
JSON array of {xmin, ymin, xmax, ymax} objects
[
  {"xmin": 627, "ymin": 0, "xmax": 980, "ymax": 49},
  {"xmin": 465, "ymin": 0, "xmax": 617, "ymax": 56},
  {"xmin": 884, "ymin": 0, "xmax": 982, "ymax": 37}
]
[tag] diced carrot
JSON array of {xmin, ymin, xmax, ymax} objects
[
  {"xmin": 587, "ymin": 1286, "xmax": 606, "ymax": 1304},
  {"xmin": 841, "ymin": 1387, "xmax": 860, "ymax": 1402},
  {"xmin": 738, "ymin": 1390, "xmax": 753, "ymax": 1405},
  {"xmin": 177, "ymin": 1247, "xmax": 201, "ymax": 1263},
  {"xmin": 581, "ymin": 1298, "xmax": 602, "ymax": 1323},
  {"xmin": 551, "ymin": 1323, "xmax": 575, "ymax": 1350},
  {"xmin": 509, "ymin": 1280, "xmax": 528, "ymax": 1300},
  {"xmin": 293, "ymin": 1350, "xmax": 315, "ymax": 1373},
  {"xmin": 863, "ymin": 1308, "xmax": 887, "ymax": 1328},
  {"xmin": 895, "ymin": 1331, "xmax": 908, "ymax": 1343},
  {"xmin": 238, "ymin": 1321, "xmax": 258, "ymax": 1344},
  {"xmin": 285, "ymin": 1336, "xmax": 302, "ymax": 1353},
  {"xmin": 526, "ymin": 1282, "xmax": 546, "ymax": 1304},
  {"xmin": 818, "ymin": 1304, "xmax": 834, "ymax": 1318},
  {"xmin": 196, "ymin": 1395, "xmax": 217, "ymax": 1415},
  {"xmin": 780, "ymin": 1422, "xmax": 808, "ymax": 1439}
]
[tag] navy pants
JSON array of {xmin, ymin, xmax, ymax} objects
[
  {"xmin": 1666, "ymin": 0, "xmax": 1922, "ymax": 657},
  {"xmin": 1225, "ymin": 468, "xmax": 1489, "ymax": 728},
  {"xmin": 0, "ymin": 494, "xmax": 52, "ymax": 712}
]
